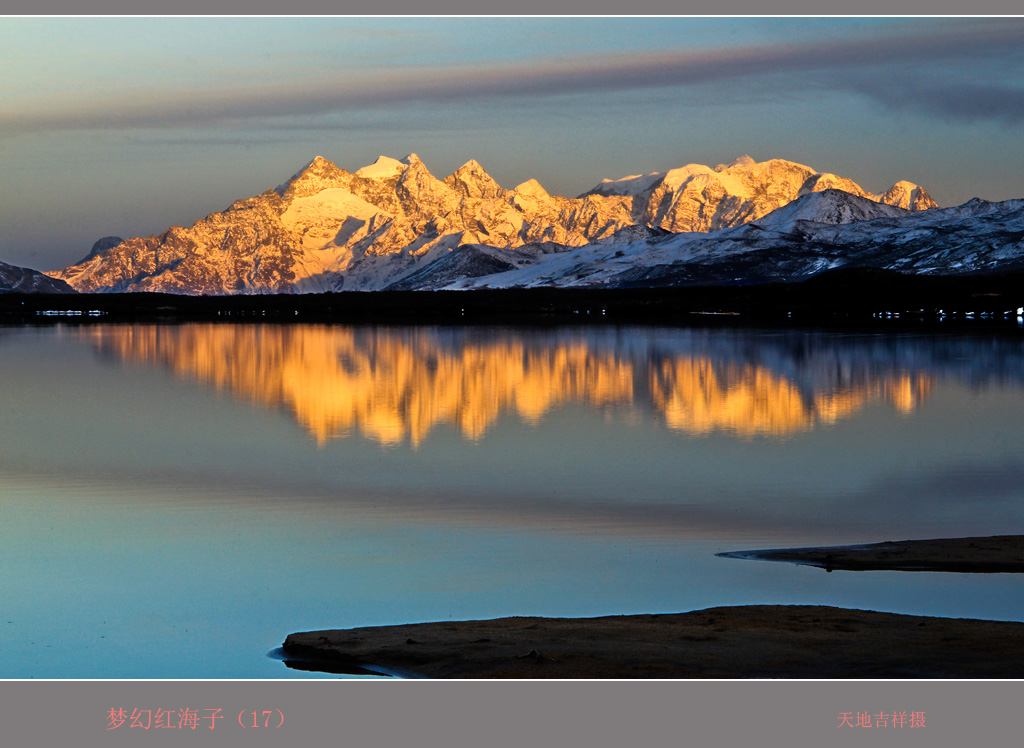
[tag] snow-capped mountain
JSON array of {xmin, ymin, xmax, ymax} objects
[
  {"xmin": 428, "ymin": 190, "xmax": 1024, "ymax": 290},
  {"xmin": 49, "ymin": 154, "xmax": 941, "ymax": 295},
  {"xmin": 581, "ymin": 154, "xmax": 937, "ymax": 231},
  {"xmin": 0, "ymin": 260, "xmax": 76, "ymax": 294}
]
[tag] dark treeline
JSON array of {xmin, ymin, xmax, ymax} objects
[{"xmin": 3, "ymin": 268, "xmax": 1024, "ymax": 329}]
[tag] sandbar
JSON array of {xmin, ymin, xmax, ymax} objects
[
  {"xmin": 282, "ymin": 605, "xmax": 1024, "ymax": 679},
  {"xmin": 282, "ymin": 536, "xmax": 1024, "ymax": 678},
  {"xmin": 717, "ymin": 535, "xmax": 1024, "ymax": 573}
]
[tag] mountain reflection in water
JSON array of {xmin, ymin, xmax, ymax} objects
[
  {"xmin": 6, "ymin": 323, "xmax": 1024, "ymax": 679},
  {"xmin": 85, "ymin": 325, "xmax": 948, "ymax": 446}
]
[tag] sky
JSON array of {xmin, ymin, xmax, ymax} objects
[{"xmin": 2, "ymin": 17, "xmax": 1024, "ymax": 271}]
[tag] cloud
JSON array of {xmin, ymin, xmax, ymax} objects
[
  {"xmin": 846, "ymin": 75, "xmax": 1024, "ymax": 125},
  {"xmin": 122, "ymin": 133, "xmax": 307, "ymax": 147},
  {"xmin": 3, "ymin": 19, "xmax": 1023, "ymax": 136}
]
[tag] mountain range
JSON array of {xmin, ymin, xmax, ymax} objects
[
  {"xmin": 16, "ymin": 153, "xmax": 1022, "ymax": 295},
  {"xmin": 0, "ymin": 260, "xmax": 75, "ymax": 294}
]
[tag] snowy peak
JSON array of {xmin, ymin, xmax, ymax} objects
[
  {"xmin": 716, "ymin": 158, "xmax": 819, "ymax": 201},
  {"xmin": 447, "ymin": 158, "xmax": 488, "ymax": 178},
  {"xmin": 714, "ymin": 154, "xmax": 756, "ymax": 172},
  {"xmin": 753, "ymin": 189, "xmax": 910, "ymax": 228},
  {"xmin": 395, "ymin": 154, "xmax": 444, "ymax": 192},
  {"xmin": 799, "ymin": 172, "xmax": 871, "ymax": 200},
  {"xmin": 444, "ymin": 159, "xmax": 506, "ymax": 199},
  {"xmin": 880, "ymin": 181, "xmax": 938, "ymax": 211},
  {"xmin": 389, "ymin": 155, "xmax": 458, "ymax": 223},
  {"xmin": 584, "ymin": 172, "xmax": 663, "ymax": 198},
  {"xmin": 660, "ymin": 162, "xmax": 727, "ymax": 191},
  {"xmin": 579, "ymin": 156, "xmax": 934, "ymax": 227},
  {"xmin": 397, "ymin": 153, "xmax": 434, "ymax": 179},
  {"xmin": 276, "ymin": 155, "xmax": 351, "ymax": 199},
  {"xmin": 354, "ymin": 155, "xmax": 405, "ymax": 180},
  {"xmin": 612, "ymin": 155, "xmax": 934, "ymax": 234},
  {"xmin": 513, "ymin": 178, "xmax": 551, "ymax": 200},
  {"xmin": 77, "ymin": 236, "xmax": 124, "ymax": 264}
]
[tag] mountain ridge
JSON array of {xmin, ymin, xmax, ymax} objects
[
  {"xmin": 0, "ymin": 260, "xmax": 76, "ymax": 294},
  {"xmin": 46, "ymin": 153, "xmax": 958, "ymax": 295}
]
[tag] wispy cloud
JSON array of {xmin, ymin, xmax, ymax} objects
[
  {"xmin": 846, "ymin": 75, "xmax": 1024, "ymax": 125},
  {"xmin": 120, "ymin": 133, "xmax": 308, "ymax": 147},
  {"xmin": 3, "ymin": 20, "xmax": 1023, "ymax": 136}
]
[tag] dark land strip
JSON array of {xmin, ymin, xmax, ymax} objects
[
  {"xmin": 281, "ymin": 604, "xmax": 1024, "ymax": 679},
  {"xmin": 281, "ymin": 535, "xmax": 1024, "ymax": 678},
  {"xmin": 718, "ymin": 535, "xmax": 1024, "ymax": 573},
  {"xmin": 5, "ymin": 268, "xmax": 1024, "ymax": 328}
]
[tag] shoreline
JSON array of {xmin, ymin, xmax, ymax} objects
[
  {"xmin": 282, "ymin": 535, "xmax": 1024, "ymax": 678},
  {"xmin": 4, "ymin": 268, "xmax": 1024, "ymax": 328},
  {"xmin": 282, "ymin": 605, "xmax": 1024, "ymax": 679},
  {"xmin": 717, "ymin": 535, "xmax": 1024, "ymax": 573}
]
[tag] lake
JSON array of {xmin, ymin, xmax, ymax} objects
[{"xmin": 3, "ymin": 322, "xmax": 1024, "ymax": 678}]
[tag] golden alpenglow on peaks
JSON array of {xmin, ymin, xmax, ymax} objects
[
  {"xmin": 51, "ymin": 154, "xmax": 944, "ymax": 295},
  {"xmin": 87, "ymin": 326, "xmax": 932, "ymax": 446}
]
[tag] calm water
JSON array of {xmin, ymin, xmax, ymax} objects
[{"xmin": 3, "ymin": 323, "xmax": 1024, "ymax": 678}]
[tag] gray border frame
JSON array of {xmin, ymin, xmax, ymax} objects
[
  {"xmin": 1, "ymin": 679, "xmax": 1020, "ymax": 746},
  {"xmin": 6, "ymin": 0, "xmax": 1024, "ymax": 13},
  {"xmin": 3, "ymin": 6, "xmax": 1022, "ymax": 748}
]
